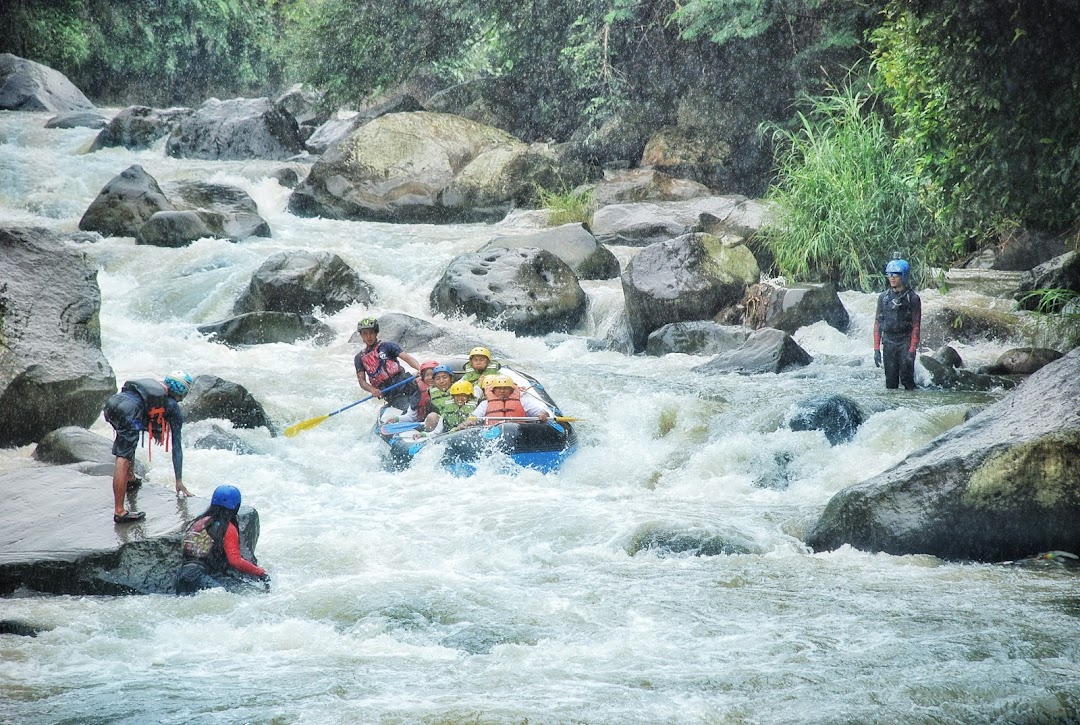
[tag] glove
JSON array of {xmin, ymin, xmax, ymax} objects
[
  {"xmin": 259, "ymin": 573, "xmax": 271, "ymax": 592},
  {"xmin": 873, "ymin": 349, "xmax": 882, "ymax": 368},
  {"xmin": 909, "ymin": 350, "xmax": 917, "ymax": 365}
]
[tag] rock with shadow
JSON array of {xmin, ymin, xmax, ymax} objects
[
  {"xmin": 166, "ymin": 97, "xmax": 302, "ymax": 161},
  {"xmin": 0, "ymin": 54, "xmax": 94, "ymax": 113},
  {"xmin": 32, "ymin": 426, "xmax": 148, "ymax": 478},
  {"xmin": 232, "ymin": 250, "xmax": 375, "ymax": 315},
  {"xmin": 191, "ymin": 424, "xmax": 258, "ymax": 455},
  {"xmin": 88, "ymin": 105, "xmax": 193, "ymax": 151},
  {"xmin": 646, "ymin": 321, "xmax": 751, "ymax": 356},
  {"xmin": 692, "ymin": 327, "xmax": 813, "ymax": 376},
  {"xmin": 197, "ymin": 311, "xmax": 335, "ymax": 348},
  {"xmin": 784, "ymin": 395, "xmax": 865, "ymax": 446},
  {"xmin": 181, "ymin": 375, "xmax": 276, "ymax": 434},
  {"xmin": 482, "ymin": 222, "xmax": 620, "ymax": 281}
]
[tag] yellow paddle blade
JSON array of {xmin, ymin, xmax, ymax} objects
[
  {"xmin": 554, "ymin": 416, "xmax": 582, "ymax": 422},
  {"xmin": 284, "ymin": 414, "xmax": 330, "ymax": 438}
]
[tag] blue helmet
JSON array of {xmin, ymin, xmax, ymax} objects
[
  {"xmin": 431, "ymin": 364, "xmax": 455, "ymax": 377},
  {"xmin": 211, "ymin": 484, "xmax": 242, "ymax": 511},
  {"xmin": 164, "ymin": 370, "xmax": 194, "ymax": 399},
  {"xmin": 885, "ymin": 259, "xmax": 910, "ymax": 285}
]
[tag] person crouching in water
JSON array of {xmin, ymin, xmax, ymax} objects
[
  {"xmin": 175, "ymin": 485, "xmax": 269, "ymax": 595},
  {"xmin": 873, "ymin": 258, "xmax": 922, "ymax": 390},
  {"xmin": 458, "ymin": 375, "xmax": 549, "ymax": 429}
]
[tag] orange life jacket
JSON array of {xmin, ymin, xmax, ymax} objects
[{"xmin": 483, "ymin": 387, "xmax": 527, "ymax": 419}]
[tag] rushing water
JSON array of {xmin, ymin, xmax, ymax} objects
[{"xmin": 1, "ymin": 110, "xmax": 1078, "ymax": 725}]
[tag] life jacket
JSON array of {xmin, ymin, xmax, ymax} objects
[
  {"xmin": 429, "ymin": 387, "xmax": 453, "ymax": 413},
  {"xmin": 441, "ymin": 400, "xmax": 477, "ymax": 429},
  {"xmin": 121, "ymin": 378, "xmax": 171, "ymax": 451},
  {"xmin": 878, "ymin": 288, "xmax": 917, "ymax": 337},
  {"xmin": 483, "ymin": 387, "xmax": 527, "ymax": 419},
  {"xmin": 461, "ymin": 361, "xmax": 500, "ymax": 385},
  {"xmin": 181, "ymin": 514, "xmax": 229, "ymax": 573},
  {"xmin": 360, "ymin": 342, "xmax": 404, "ymax": 389}
]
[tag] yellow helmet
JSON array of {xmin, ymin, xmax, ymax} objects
[
  {"xmin": 468, "ymin": 346, "xmax": 492, "ymax": 360},
  {"xmin": 485, "ymin": 375, "xmax": 515, "ymax": 390},
  {"xmin": 449, "ymin": 380, "xmax": 474, "ymax": 396}
]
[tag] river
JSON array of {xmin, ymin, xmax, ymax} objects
[{"xmin": 1, "ymin": 110, "xmax": 1077, "ymax": 724}]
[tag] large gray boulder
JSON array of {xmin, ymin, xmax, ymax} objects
[
  {"xmin": 1015, "ymin": 251, "xmax": 1080, "ymax": 312},
  {"xmin": 89, "ymin": 106, "xmax": 193, "ymax": 151},
  {"xmin": 728, "ymin": 282, "xmax": 850, "ymax": 334},
  {"xmin": 692, "ymin": 327, "xmax": 813, "ymax": 375},
  {"xmin": 232, "ymin": 250, "xmax": 375, "ymax": 315},
  {"xmin": 32, "ymin": 426, "xmax": 148, "ymax": 479},
  {"xmin": 197, "ymin": 312, "xmax": 335, "ymax": 347},
  {"xmin": 483, "ymin": 223, "xmax": 620, "ymax": 281},
  {"xmin": 430, "ymin": 247, "xmax": 587, "ymax": 336},
  {"xmin": 166, "ymin": 97, "xmax": 302, "ymax": 161},
  {"xmin": 645, "ymin": 321, "xmax": 751, "ymax": 357},
  {"xmin": 181, "ymin": 375, "xmax": 276, "ymax": 434},
  {"xmin": 621, "ymin": 232, "xmax": 760, "ymax": 352},
  {"xmin": 0, "ymin": 54, "xmax": 94, "ymax": 112},
  {"xmin": 591, "ymin": 195, "xmax": 771, "ymax": 247},
  {"xmin": 304, "ymin": 94, "xmax": 425, "ymax": 155},
  {"xmin": 288, "ymin": 111, "xmax": 559, "ymax": 223},
  {"xmin": 78, "ymin": 165, "xmax": 175, "ymax": 237},
  {"xmin": 784, "ymin": 395, "xmax": 865, "ymax": 446},
  {"xmin": 806, "ymin": 346, "xmax": 1080, "ymax": 561},
  {"xmin": 0, "ymin": 468, "xmax": 260, "ymax": 596},
  {"xmin": 0, "ymin": 227, "xmax": 116, "ymax": 446}
]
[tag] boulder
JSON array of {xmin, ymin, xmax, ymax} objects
[
  {"xmin": 430, "ymin": 247, "xmax": 587, "ymax": 336},
  {"xmin": 32, "ymin": 426, "xmax": 147, "ymax": 479},
  {"xmin": 166, "ymin": 97, "xmax": 302, "ymax": 161},
  {"xmin": 483, "ymin": 223, "xmax": 620, "ymax": 281},
  {"xmin": 692, "ymin": 328, "xmax": 813, "ymax": 376},
  {"xmin": 45, "ymin": 111, "xmax": 107, "ymax": 130},
  {"xmin": 920, "ymin": 302, "xmax": 1021, "ymax": 349},
  {"xmin": 0, "ymin": 54, "xmax": 93, "ymax": 113},
  {"xmin": 196, "ymin": 312, "xmax": 335, "ymax": 347},
  {"xmin": 1015, "ymin": 251, "xmax": 1080, "ymax": 312},
  {"xmin": 304, "ymin": 94, "xmax": 425, "ymax": 155},
  {"xmin": 728, "ymin": 282, "xmax": 849, "ymax": 334},
  {"xmin": 346, "ymin": 312, "xmax": 488, "ymax": 355},
  {"xmin": 621, "ymin": 232, "xmax": 760, "ymax": 352},
  {"xmin": 625, "ymin": 523, "xmax": 761, "ymax": 557},
  {"xmin": 590, "ymin": 196, "xmax": 771, "ymax": 247},
  {"xmin": 640, "ymin": 125, "xmax": 734, "ymax": 191},
  {"xmin": 232, "ymin": 251, "xmax": 375, "ymax": 315},
  {"xmin": 0, "ymin": 468, "xmax": 260, "ymax": 596},
  {"xmin": 564, "ymin": 109, "xmax": 666, "ymax": 168},
  {"xmin": 0, "ymin": 227, "xmax": 116, "ymax": 446},
  {"xmin": 136, "ymin": 210, "xmax": 222, "ymax": 247},
  {"xmin": 289, "ymin": 111, "xmax": 558, "ymax": 223},
  {"xmin": 919, "ymin": 355, "xmax": 1018, "ymax": 392},
  {"xmin": 88, "ymin": 106, "xmax": 193, "ymax": 152},
  {"xmin": 785, "ymin": 395, "xmax": 864, "ymax": 445},
  {"xmin": 191, "ymin": 423, "xmax": 258, "ymax": 455},
  {"xmin": 163, "ymin": 180, "xmax": 271, "ymax": 240},
  {"xmin": 582, "ymin": 168, "xmax": 711, "ymax": 208},
  {"xmin": 78, "ymin": 165, "xmax": 174, "ymax": 238},
  {"xmin": 806, "ymin": 346, "xmax": 1080, "ymax": 561},
  {"xmin": 645, "ymin": 321, "xmax": 752, "ymax": 357},
  {"xmin": 181, "ymin": 375, "xmax": 276, "ymax": 433},
  {"xmin": 275, "ymin": 83, "xmax": 327, "ymax": 129},
  {"xmin": 981, "ymin": 347, "xmax": 1064, "ymax": 376},
  {"xmin": 961, "ymin": 228, "xmax": 1071, "ymax": 272}
]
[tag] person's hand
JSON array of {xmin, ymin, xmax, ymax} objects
[
  {"xmin": 175, "ymin": 480, "xmax": 192, "ymax": 497},
  {"xmin": 873, "ymin": 349, "xmax": 882, "ymax": 368},
  {"xmin": 909, "ymin": 350, "xmax": 917, "ymax": 365},
  {"xmin": 538, "ymin": 412, "xmax": 550, "ymax": 423}
]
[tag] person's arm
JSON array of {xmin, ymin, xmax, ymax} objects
[
  {"xmin": 521, "ymin": 394, "xmax": 550, "ymax": 421},
  {"xmin": 873, "ymin": 295, "xmax": 883, "ymax": 351},
  {"xmin": 168, "ymin": 402, "xmax": 191, "ymax": 496},
  {"xmin": 397, "ymin": 351, "xmax": 421, "ymax": 374},
  {"xmin": 909, "ymin": 293, "xmax": 922, "ymax": 353},
  {"xmin": 459, "ymin": 400, "xmax": 487, "ymax": 428},
  {"xmin": 224, "ymin": 523, "xmax": 266, "ymax": 577}
]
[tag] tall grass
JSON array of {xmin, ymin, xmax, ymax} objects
[
  {"xmin": 536, "ymin": 184, "xmax": 595, "ymax": 227},
  {"xmin": 761, "ymin": 81, "xmax": 937, "ymax": 291}
]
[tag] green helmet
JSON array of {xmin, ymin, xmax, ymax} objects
[{"xmin": 357, "ymin": 316, "xmax": 379, "ymax": 333}]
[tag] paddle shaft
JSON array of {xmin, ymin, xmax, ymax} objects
[{"xmin": 285, "ymin": 375, "xmax": 417, "ymax": 437}]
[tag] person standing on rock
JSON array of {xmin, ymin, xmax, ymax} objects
[
  {"xmin": 102, "ymin": 371, "xmax": 194, "ymax": 524},
  {"xmin": 175, "ymin": 484, "xmax": 269, "ymax": 595},
  {"xmin": 873, "ymin": 259, "xmax": 922, "ymax": 390},
  {"xmin": 354, "ymin": 316, "xmax": 422, "ymax": 423}
]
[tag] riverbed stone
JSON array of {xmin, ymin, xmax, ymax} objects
[
  {"xmin": 981, "ymin": 347, "xmax": 1064, "ymax": 375},
  {"xmin": 692, "ymin": 327, "xmax": 813, "ymax": 375},
  {"xmin": 590, "ymin": 195, "xmax": 771, "ymax": 247},
  {"xmin": 166, "ymin": 97, "xmax": 302, "ymax": 161},
  {"xmin": 919, "ymin": 302, "xmax": 1021, "ymax": 349},
  {"xmin": 197, "ymin": 312, "xmax": 335, "ymax": 348},
  {"xmin": 1014, "ymin": 251, "xmax": 1080, "ymax": 312},
  {"xmin": 806, "ymin": 345, "xmax": 1080, "ymax": 561},
  {"xmin": 785, "ymin": 395, "xmax": 864, "ymax": 445},
  {"xmin": 32, "ymin": 426, "xmax": 147, "ymax": 478},
  {"xmin": 89, "ymin": 105, "xmax": 193, "ymax": 151},
  {"xmin": 181, "ymin": 375, "xmax": 276, "ymax": 434},
  {"xmin": 232, "ymin": 250, "xmax": 375, "ymax": 315},
  {"xmin": 78, "ymin": 165, "xmax": 175, "ymax": 237},
  {"xmin": 0, "ymin": 468, "xmax": 260, "ymax": 596},
  {"xmin": 919, "ymin": 355, "xmax": 1019, "ymax": 392},
  {"xmin": 645, "ymin": 321, "xmax": 751, "ymax": 356},
  {"xmin": 45, "ymin": 111, "xmax": 108, "ymax": 129},
  {"xmin": 622, "ymin": 232, "xmax": 760, "ymax": 352},
  {"xmin": 163, "ymin": 180, "xmax": 272, "ymax": 240},
  {"xmin": 482, "ymin": 223, "xmax": 620, "ymax": 281},
  {"xmin": 0, "ymin": 54, "xmax": 94, "ymax": 113},
  {"xmin": 0, "ymin": 227, "xmax": 116, "ymax": 447},
  {"xmin": 430, "ymin": 247, "xmax": 587, "ymax": 336}
]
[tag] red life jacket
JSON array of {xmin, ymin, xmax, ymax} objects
[
  {"xmin": 483, "ymin": 387, "xmax": 527, "ymax": 419},
  {"xmin": 360, "ymin": 342, "xmax": 403, "ymax": 388}
]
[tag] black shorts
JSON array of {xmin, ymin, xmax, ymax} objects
[{"xmin": 103, "ymin": 393, "xmax": 142, "ymax": 460}]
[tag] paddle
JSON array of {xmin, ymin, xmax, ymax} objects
[
  {"xmin": 476, "ymin": 416, "xmax": 582, "ymax": 423},
  {"xmin": 380, "ymin": 421, "xmax": 425, "ymax": 435},
  {"xmin": 284, "ymin": 375, "xmax": 417, "ymax": 437}
]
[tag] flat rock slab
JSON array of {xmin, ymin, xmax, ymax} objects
[{"xmin": 0, "ymin": 467, "xmax": 250, "ymax": 596}]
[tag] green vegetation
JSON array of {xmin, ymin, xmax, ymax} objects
[
  {"xmin": 536, "ymin": 185, "xmax": 595, "ymax": 227},
  {"xmin": 761, "ymin": 79, "xmax": 935, "ymax": 291}
]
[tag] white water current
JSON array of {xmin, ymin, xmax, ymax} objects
[{"xmin": 1, "ymin": 110, "xmax": 1078, "ymax": 724}]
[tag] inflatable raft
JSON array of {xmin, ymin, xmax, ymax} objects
[{"xmin": 375, "ymin": 365, "xmax": 577, "ymax": 475}]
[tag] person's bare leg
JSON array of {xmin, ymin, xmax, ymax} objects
[{"xmin": 113, "ymin": 457, "xmax": 132, "ymax": 516}]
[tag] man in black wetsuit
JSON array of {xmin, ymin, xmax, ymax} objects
[{"xmin": 873, "ymin": 259, "xmax": 922, "ymax": 390}]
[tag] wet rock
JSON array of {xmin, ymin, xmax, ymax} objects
[
  {"xmin": 32, "ymin": 426, "xmax": 147, "ymax": 478},
  {"xmin": 785, "ymin": 395, "xmax": 865, "ymax": 445},
  {"xmin": 582, "ymin": 168, "xmax": 711, "ymax": 208},
  {"xmin": 622, "ymin": 232, "xmax": 759, "ymax": 352},
  {"xmin": 304, "ymin": 94, "xmax": 425, "ymax": 155},
  {"xmin": 483, "ymin": 223, "xmax": 620, "ymax": 281},
  {"xmin": 626, "ymin": 523, "xmax": 761, "ymax": 557},
  {"xmin": 89, "ymin": 106, "xmax": 193, "ymax": 151},
  {"xmin": 0, "ymin": 468, "xmax": 260, "ymax": 596},
  {"xmin": 0, "ymin": 227, "xmax": 116, "ymax": 446},
  {"xmin": 232, "ymin": 250, "xmax": 375, "ymax": 315},
  {"xmin": 45, "ymin": 111, "xmax": 107, "ymax": 129},
  {"xmin": 166, "ymin": 97, "xmax": 302, "ymax": 161},
  {"xmin": 692, "ymin": 328, "xmax": 813, "ymax": 376},
  {"xmin": 197, "ymin": 311, "xmax": 335, "ymax": 348},
  {"xmin": 430, "ymin": 247, "xmax": 587, "ymax": 336},
  {"xmin": 645, "ymin": 321, "xmax": 751, "ymax": 357},
  {"xmin": 346, "ymin": 312, "xmax": 488, "ymax": 355},
  {"xmin": 932, "ymin": 345, "xmax": 964, "ymax": 369},
  {"xmin": 1014, "ymin": 251, "xmax": 1080, "ymax": 312},
  {"xmin": 590, "ymin": 195, "xmax": 771, "ymax": 247},
  {"xmin": 0, "ymin": 54, "xmax": 94, "ymax": 113},
  {"xmin": 0, "ymin": 620, "xmax": 45, "ymax": 637},
  {"xmin": 806, "ymin": 346, "xmax": 1080, "ymax": 562},
  {"xmin": 78, "ymin": 165, "xmax": 174, "ymax": 237},
  {"xmin": 136, "ymin": 210, "xmax": 222, "ymax": 246},
  {"xmin": 920, "ymin": 303, "xmax": 1021, "ymax": 349},
  {"xmin": 163, "ymin": 180, "xmax": 272, "ymax": 240},
  {"xmin": 182, "ymin": 375, "xmax": 276, "ymax": 433},
  {"xmin": 191, "ymin": 424, "xmax": 258, "ymax": 455},
  {"xmin": 981, "ymin": 347, "xmax": 1064, "ymax": 375},
  {"xmin": 919, "ymin": 355, "xmax": 1018, "ymax": 392},
  {"xmin": 759, "ymin": 283, "xmax": 849, "ymax": 334}
]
